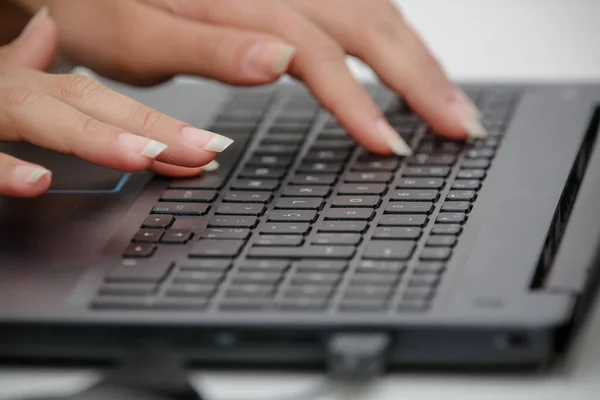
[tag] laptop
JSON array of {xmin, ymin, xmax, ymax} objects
[{"xmin": 1, "ymin": 77, "xmax": 600, "ymax": 371}]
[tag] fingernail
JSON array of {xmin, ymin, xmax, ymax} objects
[
  {"xmin": 451, "ymin": 89, "xmax": 487, "ymax": 139},
  {"xmin": 376, "ymin": 119, "xmax": 413, "ymax": 156},
  {"xmin": 244, "ymin": 40, "xmax": 296, "ymax": 79},
  {"xmin": 182, "ymin": 127, "xmax": 234, "ymax": 152},
  {"xmin": 13, "ymin": 165, "xmax": 51, "ymax": 184},
  {"xmin": 119, "ymin": 133, "xmax": 168, "ymax": 158},
  {"xmin": 202, "ymin": 160, "xmax": 220, "ymax": 172},
  {"xmin": 24, "ymin": 6, "xmax": 50, "ymax": 34}
]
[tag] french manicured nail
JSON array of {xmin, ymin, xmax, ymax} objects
[
  {"xmin": 452, "ymin": 89, "xmax": 487, "ymax": 139},
  {"xmin": 182, "ymin": 127, "xmax": 234, "ymax": 152},
  {"xmin": 24, "ymin": 6, "xmax": 50, "ymax": 34},
  {"xmin": 13, "ymin": 166, "xmax": 51, "ymax": 184},
  {"xmin": 202, "ymin": 160, "xmax": 220, "ymax": 172},
  {"xmin": 376, "ymin": 119, "xmax": 413, "ymax": 156},
  {"xmin": 244, "ymin": 41, "xmax": 297, "ymax": 79},
  {"xmin": 119, "ymin": 133, "xmax": 168, "ymax": 158}
]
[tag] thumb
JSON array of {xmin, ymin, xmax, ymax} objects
[{"xmin": 0, "ymin": 7, "xmax": 58, "ymax": 71}]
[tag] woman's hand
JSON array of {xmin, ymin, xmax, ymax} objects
[
  {"xmin": 16, "ymin": 0, "xmax": 487, "ymax": 157},
  {"xmin": 0, "ymin": 9, "xmax": 231, "ymax": 197}
]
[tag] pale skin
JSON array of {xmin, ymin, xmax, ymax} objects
[{"xmin": 0, "ymin": 0, "xmax": 487, "ymax": 198}]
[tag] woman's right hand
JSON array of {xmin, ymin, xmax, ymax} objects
[{"xmin": 0, "ymin": 9, "xmax": 232, "ymax": 198}]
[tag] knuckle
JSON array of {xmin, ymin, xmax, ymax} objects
[
  {"xmin": 0, "ymin": 86, "xmax": 46, "ymax": 109},
  {"xmin": 80, "ymin": 116, "xmax": 103, "ymax": 136},
  {"xmin": 55, "ymin": 74, "xmax": 106, "ymax": 104},
  {"xmin": 136, "ymin": 107, "xmax": 165, "ymax": 134},
  {"xmin": 306, "ymin": 40, "xmax": 345, "ymax": 64}
]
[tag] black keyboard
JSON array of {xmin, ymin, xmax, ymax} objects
[{"xmin": 92, "ymin": 85, "xmax": 519, "ymax": 313}]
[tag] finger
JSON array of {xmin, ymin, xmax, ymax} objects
[
  {"xmin": 148, "ymin": 0, "xmax": 411, "ymax": 155},
  {"xmin": 287, "ymin": 0, "xmax": 486, "ymax": 140},
  {"xmin": 0, "ymin": 153, "xmax": 51, "ymax": 197},
  {"xmin": 0, "ymin": 85, "xmax": 168, "ymax": 172},
  {"xmin": 0, "ymin": 7, "xmax": 57, "ymax": 71},
  {"xmin": 150, "ymin": 159, "xmax": 219, "ymax": 177},
  {"xmin": 41, "ymin": 73, "xmax": 234, "ymax": 168},
  {"xmin": 103, "ymin": 1, "xmax": 297, "ymax": 86}
]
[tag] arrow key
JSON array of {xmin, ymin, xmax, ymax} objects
[
  {"xmin": 133, "ymin": 229, "xmax": 163, "ymax": 243},
  {"xmin": 161, "ymin": 229, "xmax": 192, "ymax": 244}
]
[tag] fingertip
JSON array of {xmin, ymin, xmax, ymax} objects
[
  {"xmin": 150, "ymin": 162, "xmax": 204, "ymax": 177},
  {"xmin": 11, "ymin": 165, "xmax": 52, "ymax": 197}
]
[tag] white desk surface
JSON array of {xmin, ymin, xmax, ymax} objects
[{"xmin": 2, "ymin": 0, "xmax": 600, "ymax": 398}]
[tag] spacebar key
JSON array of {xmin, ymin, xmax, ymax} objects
[
  {"xmin": 248, "ymin": 246, "xmax": 356, "ymax": 259},
  {"xmin": 168, "ymin": 135, "xmax": 249, "ymax": 189}
]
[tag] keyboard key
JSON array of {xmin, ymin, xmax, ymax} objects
[
  {"xmin": 107, "ymin": 261, "xmax": 172, "ymax": 283},
  {"xmin": 178, "ymin": 260, "xmax": 232, "ymax": 272},
  {"xmin": 391, "ymin": 190, "xmax": 438, "ymax": 201},
  {"xmin": 351, "ymin": 273, "xmax": 400, "ymax": 285},
  {"xmin": 98, "ymin": 283, "xmax": 156, "ymax": 297},
  {"xmin": 172, "ymin": 271, "xmax": 224, "ymax": 284},
  {"xmin": 90, "ymin": 297, "xmax": 154, "ymax": 310},
  {"xmin": 275, "ymin": 198, "xmax": 324, "ymax": 209},
  {"xmin": 397, "ymin": 178, "xmax": 444, "ymax": 189},
  {"xmin": 410, "ymin": 154, "xmax": 456, "ymax": 165},
  {"xmin": 160, "ymin": 190, "xmax": 217, "ymax": 203},
  {"xmin": 165, "ymin": 284, "xmax": 216, "ymax": 298},
  {"xmin": 285, "ymin": 286, "xmax": 333, "ymax": 298},
  {"xmin": 331, "ymin": 195, "xmax": 380, "ymax": 208},
  {"xmin": 219, "ymin": 298, "xmax": 271, "ymax": 311},
  {"xmin": 209, "ymin": 216, "xmax": 258, "ymax": 228},
  {"xmin": 259, "ymin": 223, "xmax": 310, "ymax": 235},
  {"xmin": 189, "ymin": 240, "xmax": 245, "ymax": 258},
  {"xmin": 408, "ymin": 275, "xmax": 440, "ymax": 288},
  {"xmin": 247, "ymin": 155, "xmax": 293, "ymax": 167},
  {"xmin": 378, "ymin": 215, "xmax": 428, "ymax": 226},
  {"xmin": 431, "ymin": 224, "xmax": 462, "ymax": 235},
  {"xmin": 467, "ymin": 148, "xmax": 494, "ymax": 159},
  {"xmin": 142, "ymin": 215, "xmax": 173, "ymax": 229},
  {"xmin": 441, "ymin": 202, "xmax": 472, "ymax": 213},
  {"xmin": 351, "ymin": 159, "xmax": 399, "ymax": 171},
  {"xmin": 452, "ymin": 180, "xmax": 481, "ymax": 190},
  {"xmin": 312, "ymin": 139, "xmax": 355, "ymax": 150},
  {"xmin": 239, "ymin": 167, "xmax": 286, "ymax": 179},
  {"xmin": 413, "ymin": 262, "xmax": 446, "ymax": 275},
  {"xmin": 312, "ymin": 233, "xmax": 361, "ymax": 245},
  {"xmin": 291, "ymin": 174, "xmax": 337, "ymax": 185},
  {"xmin": 339, "ymin": 299, "xmax": 388, "ymax": 312},
  {"xmin": 231, "ymin": 179, "xmax": 279, "ymax": 191},
  {"xmin": 426, "ymin": 235, "xmax": 457, "ymax": 247},
  {"xmin": 290, "ymin": 273, "xmax": 341, "ymax": 286},
  {"xmin": 226, "ymin": 284, "xmax": 275, "ymax": 298},
  {"xmin": 294, "ymin": 260, "xmax": 348, "ymax": 273},
  {"xmin": 397, "ymin": 299, "xmax": 430, "ymax": 312},
  {"xmin": 318, "ymin": 221, "xmax": 368, "ymax": 233},
  {"xmin": 357, "ymin": 260, "xmax": 406, "ymax": 274},
  {"xmin": 420, "ymin": 247, "xmax": 452, "ymax": 261},
  {"xmin": 463, "ymin": 159, "xmax": 491, "ymax": 169},
  {"xmin": 344, "ymin": 172, "xmax": 393, "ymax": 183},
  {"xmin": 385, "ymin": 202, "xmax": 433, "ymax": 214},
  {"xmin": 267, "ymin": 210, "xmax": 317, "ymax": 222},
  {"xmin": 344, "ymin": 286, "xmax": 393, "ymax": 299},
  {"xmin": 446, "ymin": 190, "xmax": 476, "ymax": 201},
  {"xmin": 254, "ymin": 144, "xmax": 299, "ymax": 155},
  {"xmin": 324, "ymin": 208, "xmax": 374, "ymax": 220},
  {"xmin": 255, "ymin": 235, "xmax": 304, "ymax": 246},
  {"xmin": 231, "ymin": 272, "xmax": 282, "ymax": 285},
  {"xmin": 436, "ymin": 212, "xmax": 467, "ymax": 224},
  {"xmin": 152, "ymin": 203, "xmax": 209, "ymax": 216},
  {"xmin": 298, "ymin": 162, "xmax": 344, "ymax": 174},
  {"xmin": 403, "ymin": 166, "xmax": 450, "ymax": 177},
  {"xmin": 123, "ymin": 243, "xmax": 156, "ymax": 258},
  {"xmin": 337, "ymin": 184, "xmax": 387, "ymax": 195},
  {"xmin": 279, "ymin": 298, "xmax": 329, "ymax": 311},
  {"xmin": 248, "ymin": 246, "xmax": 355, "ymax": 259},
  {"xmin": 133, "ymin": 229, "xmax": 163, "ymax": 243},
  {"xmin": 201, "ymin": 228, "xmax": 250, "ymax": 240},
  {"xmin": 161, "ymin": 229, "xmax": 192, "ymax": 244},
  {"xmin": 216, "ymin": 204, "xmax": 265, "ymax": 216},
  {"xmin": 305, "ymin": 150, "xmax": 349, "ymax": 162},
  {"xmin": 239, "ymin": 260, "xmax": 290, "ymax": 273},
  {"xmin": 457, "ymin": 169, "xmax": 486, "ymax": 180},
  {"xmin": 363, "ymin": 241, "xmax": 415, "ymax": 260},
  {"xmin": 372, "ymin": 227, "xmax": 421, "ymax": 240},
  {"xmin": 262, "ymin": 133, "xmax": 304, "ymax": 145},
  {"xmin": 282, "ymin": 186, "xmax": 330, "ymax": 197},
  {"xmin": 224, "ymin": 192, "xmax": 272, "ymax": 203}
]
